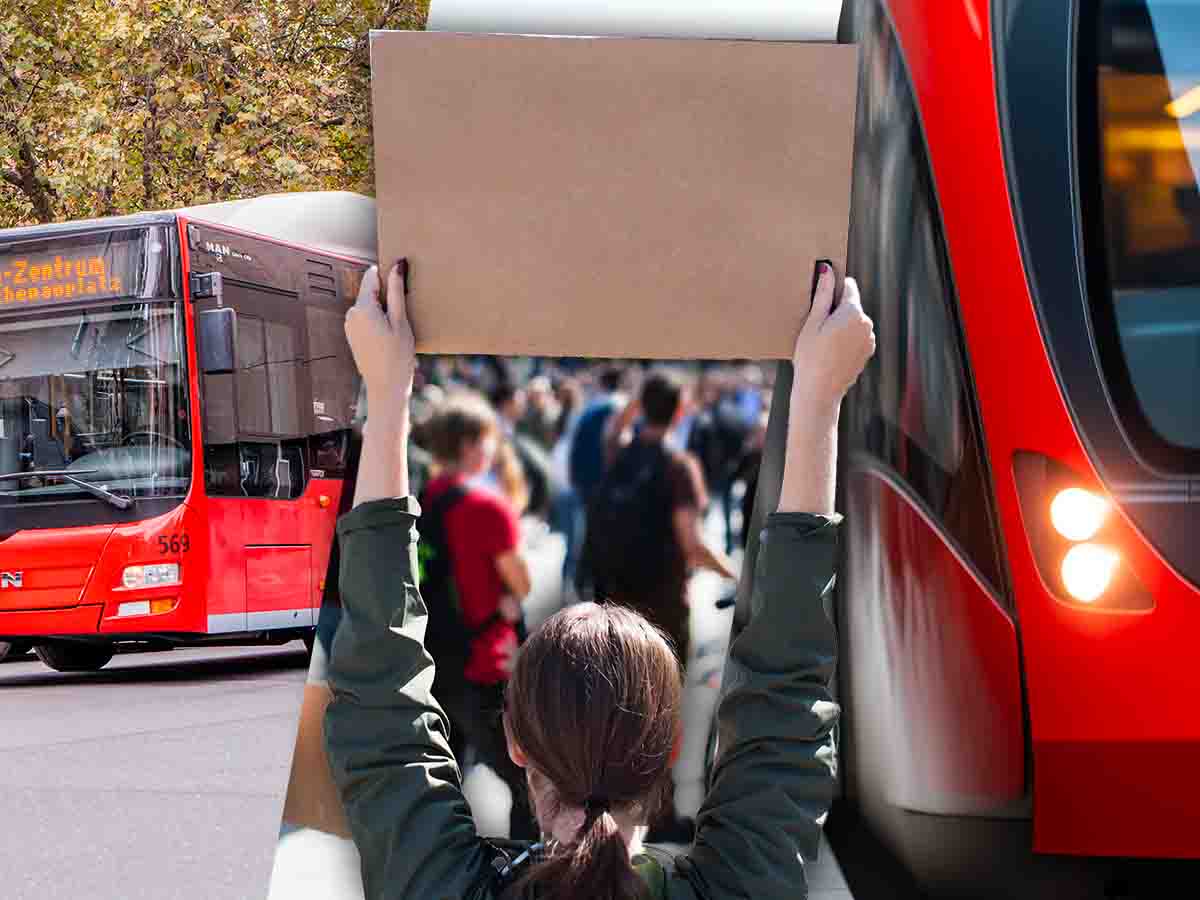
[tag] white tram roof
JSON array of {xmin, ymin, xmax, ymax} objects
[{"xmin": 178, "ymin": 191, "xmax": 378, "ymax": 262}]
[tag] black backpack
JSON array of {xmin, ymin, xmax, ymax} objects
[
  {"xmin": 417, "ymin": 483, "xmax": 510, "ymax": 679},
  {"xmin": 583, "ymin": 440, "xmax": 677, "ymax": 600}
]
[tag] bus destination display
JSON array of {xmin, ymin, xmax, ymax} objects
[{"xmin": 1, "ymin": 237, "xmax": 136, "ymax": 308}]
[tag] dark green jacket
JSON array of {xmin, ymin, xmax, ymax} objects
[{"xmin": 324, "ymin": 497, "xmax": 841, "ymax": 900}]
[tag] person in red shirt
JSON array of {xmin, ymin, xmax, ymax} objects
[{"xmin": 419, "ymin": 392, "xmax": 538, "ymax": 839}]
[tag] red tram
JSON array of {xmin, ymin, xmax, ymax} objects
[
  {"xmin": 826, "ymin": 0, "xmax": 1200, "ymax": 893},
  {"xmin": 0, "ymin": 192, "xmax": 371, "ymax": 671}
]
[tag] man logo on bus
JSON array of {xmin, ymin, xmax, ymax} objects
[
  {"xmin": 203, "ymin": 241, "xmax": 252, "ymax": 263},
  {"xmin": 0, "ymin": 572, "xmax": 22, "ymax": 589}
]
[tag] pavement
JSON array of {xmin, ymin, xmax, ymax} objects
[
  {"xmin": 267, "ymin": 507, "xmax": 854, "ymax": 899},
  {"xmin": 0, "ymin": 643, "xmax": 309, "ymax": 900}
]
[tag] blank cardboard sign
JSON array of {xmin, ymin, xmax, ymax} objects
[{"xmin": 370, "ymin": 31, "xmax": 857, "ymax": 359}]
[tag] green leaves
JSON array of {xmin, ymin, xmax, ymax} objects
[{"xmin": 0, "ymin": 0, "xmax": 425, "ymax": 226}]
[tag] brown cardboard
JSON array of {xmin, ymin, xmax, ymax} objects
[{"xmin": 370, "ymin": 31, "xmax": 857, "ymax": 359}]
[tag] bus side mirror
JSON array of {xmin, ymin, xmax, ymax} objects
[{"xmin": 197, "ymin": 308, "xmax": 237, "ymax": 374}]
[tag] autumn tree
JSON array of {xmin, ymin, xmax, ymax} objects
[{"xmin": 0, "ymin": 0, "xmax": 428, "ymax": 227}]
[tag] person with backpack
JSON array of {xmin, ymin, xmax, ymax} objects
[
  {"xmin": 326, "ymin": 259, "xmax": 875, "ymax": 900},
  {"xmin": 416, "ymin": 390, "xmax": 539, "ymax": 841},
  {"xmin": 588, "ymin": 369, "xmax": 737, "ymax": 672},
  {"xmin": 584, "ymin": 369, "xmax": 738, "ymax": 843}
]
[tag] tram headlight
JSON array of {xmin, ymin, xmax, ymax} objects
[
  {"xmin": 1060, "ymin": 544, "xmax": 1120, "ymax": 603},
  {"xmin": 1050, "ymin": 488, "xmax": 1110, "ymax": 542},
  {"xmin": 121, "ymin": 563, "xmax": 180, "ymax": 589},
  {"xmin": 1013, "ymin": 452, "xmax": 1153, "ymax": 612}
]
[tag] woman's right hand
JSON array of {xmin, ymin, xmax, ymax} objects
[{"xmin": 790, "ymin": 265, "xmax": 875, "ymax": 416}]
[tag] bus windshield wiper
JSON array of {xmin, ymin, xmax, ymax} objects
[
  {"xmin": 0, "ymin": 468, "xmax": 100, "ymax": 481},
  {"xmin": 0, "ymin": 468, "xmax": 133, "ymax": 509}
]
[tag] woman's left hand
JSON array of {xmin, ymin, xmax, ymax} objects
[{"xmin": 345, "ymin": 261, "xmax": 416, "ymax": 404}]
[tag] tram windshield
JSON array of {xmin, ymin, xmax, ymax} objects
[{"xmin": 1096, "ymin": 0, "xmax": 1200, "ymax": 454}]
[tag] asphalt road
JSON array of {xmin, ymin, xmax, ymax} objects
[{"xmin": 0, "ymin": 643, "xmax": 308, "ymax": 900}]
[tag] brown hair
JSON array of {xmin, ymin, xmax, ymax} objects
[
  {"xmin": 423, "ymin": 392, "xmax": 497, "ymax": 465},
  {"xmin": 639, "ymin": 369, "xmax": 684, "ymax": 427},
  {"xmin": 503, "ymin": 603, "xmax": 683, "ymax": 900},
  {"xmin": 494, "ymin": 437, "xmax": 531, "ymax": 515}
]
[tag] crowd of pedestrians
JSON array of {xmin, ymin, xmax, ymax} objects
[{"xmin": 403, "ymin": 354, "xmax": 773, "ymax": 842}]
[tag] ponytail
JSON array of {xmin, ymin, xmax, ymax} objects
[
  {"xmin": 508, "ymin": 805, "xmax": 648, "ymax": 900},
  {"xmin": 500, "ymin": 603, "xmax": 684, "ymax": 900}
]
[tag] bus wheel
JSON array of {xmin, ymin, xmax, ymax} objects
[
  {"xmin": 0, "ymin": 641, "xmax": 31, "ymax": 662},
  {"xmin": 34, "ymin": 642, "xmax": 115, "ymax": 673}
]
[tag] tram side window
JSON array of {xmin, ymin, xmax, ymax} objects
[{"xmin": 843, "ymin": 1, "xmax": 1006, "ymax": 595}]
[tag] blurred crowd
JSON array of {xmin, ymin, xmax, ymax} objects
[
  {"xmin": 402, "ymin": 354, "xmax": 773, "ymax": 843},
  {"xmin": 406, "ymin": 356, "xmax": 773, "ymax": 583}
]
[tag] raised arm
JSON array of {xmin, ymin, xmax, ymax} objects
[
  {"xmin": 347, "ymin": 263, "xmax": 414, "ymax": 509},
  {"xmin": 323, "ymin": 263, "xmax": 493, "ymax": 900},
  {"xmin": 676, "ymin": 266, "xmax": 875, "ymax": 899},
  {"xmin": 603, "ymin": 392, "xmax": 640, "ymax": 468}
]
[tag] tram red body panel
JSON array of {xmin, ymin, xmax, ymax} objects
[
  {"xmin": 847, "ymin": 468, "xmax": 1025, "ymax": 810},
  {"xmin": 889, "ymin": 0, "xmax": 1200, "ymax": 859}
]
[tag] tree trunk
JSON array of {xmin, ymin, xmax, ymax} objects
[{"xmin": 1, "ymin": 141, "xmax": 56, "ymax": 223}]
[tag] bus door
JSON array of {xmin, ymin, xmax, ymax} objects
[{"xmin": 190, "ymin": 234, "xmax": 317, "ymax": 635}]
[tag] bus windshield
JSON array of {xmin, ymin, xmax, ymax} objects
[
  {"xmin": 0, "ymin": 302, "xmax": 191, "ymax": 507},
  {"xmin": 1096, "ymin": 0, "xmax": 1200, "ymax": 456}
]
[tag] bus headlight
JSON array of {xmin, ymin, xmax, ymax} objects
[
  {"xmin": 1013, "ymin": 452, "xmax": 1153, "ymax": 612},
  {"xmin": 1060, "ymin": 544, "xmax": 1120, "ymax": 603},
  {"xmin": 122, "ymin": 563, "xmax": 180, "ymax": 589},
  {"xmin": 1050, "ymin": 488, "xmax": 1110, "ymax": 542}
]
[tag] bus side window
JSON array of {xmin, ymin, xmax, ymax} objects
[
  {"xmin": 236, "ymin": 315, "xmax": 271, "ymax": 436},
  {"xmin": 201, "ymin": 279, "xmax": 310, "ymax": 501},
  {"xmin": 204, "ymin": 443, "xmax": 241, "ymax": 495},
  {"xmin": 309, "ymin": 431, "xmax": 349, "ymax": 477},
  {"xmin": 305, "ymin": 304, "xmax": 357, "ymax": 434},
  {"xmin": 265, "ymin": 321, "xmax": 301, "ymax": 437}
]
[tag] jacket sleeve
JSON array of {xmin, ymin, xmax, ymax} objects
[
  {"xmin": 674, "ymin": 511, "xmax": 842, "ymax": 900},
  {"xmin": 322, "ymin": 498, "xmax": 494, "ymax": 900}
]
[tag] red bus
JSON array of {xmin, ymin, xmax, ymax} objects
[
  {"xmin": 804, "ymin": 0, "xmax": 1199, "ymax": 894},
  {"xmin": 0, "ymin": 192, "xmax": 373, "ymax": 672}
]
